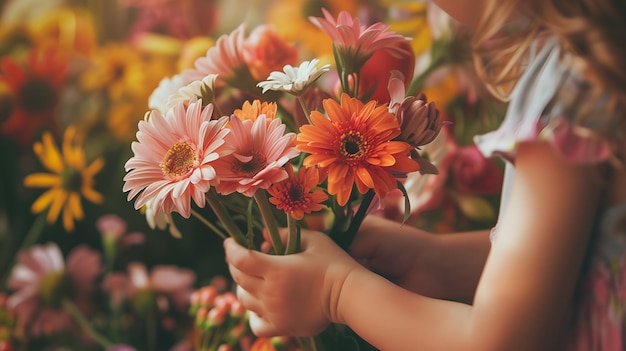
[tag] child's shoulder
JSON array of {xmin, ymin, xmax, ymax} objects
[{"xmin": 475, "ymin": 36, "xmax": 623, "ymax": 166}]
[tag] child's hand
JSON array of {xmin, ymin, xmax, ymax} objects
[{"xmin": 224, "ymin": 229, "xmax": 363, "ymax": 337}]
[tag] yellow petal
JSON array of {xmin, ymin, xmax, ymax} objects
[
  {"xmin": 24, "ymin": 173, "xmax": 62, "ymax": 188},
  {"xmin": 35, "ymin": 132, "xmax": 64, "ymax": 174},
  {"xmin": 67, "ymin": 192, "xmax": 84, "ymax": 220},
  {"xmin": 84, "ymin": 157, "xmax": 104, "ymax": 176},
  {"xmin": 62, "ymin": 205, "xmax": 75, "ymax": 232},
  {"xmin": 30, "ymin": 189, "xmax": 57, "ymax": 213},
  {"xmin": 82, "ymin": 186, "xmax": 103, "ymax": 204},
  {"xmin": 46, "ymin": 189, "xmax": 68, "ymax": 225}
]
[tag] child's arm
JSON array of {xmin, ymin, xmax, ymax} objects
[
  {"xmin": 335, "ymin": 141, "xmax": 600, "ymax": 350},
  {"xmin": 350, "ymin": 215, "xmax": 491, "ymax": 303},
  {"xmin": 225, "ymin": 141, "xmax": 601, "ymax": 350}
]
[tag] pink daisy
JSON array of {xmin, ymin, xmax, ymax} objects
[
  {"xmin": 309, "ymin": 8, "xmax": 411, "ymax": 71},
  {"xmin": 102, "ymin": 262, "xmax": 195, "ymax": 314},
  {"xmin": 7, "ymin": 243, "xmax": 101, "ymax": 337},
  {"xmin": 183, "ymin": 24, "xmax": 251, "ymax": 89},
  {"xmin": 213, "ymin": 115, "xmax": 300, "ymax": 197},
  {"xmin": 123, "ymin": 99, "xmax": 234, "ymax": 218}
]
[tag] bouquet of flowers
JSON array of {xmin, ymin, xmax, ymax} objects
[
  {"xmin": 121, "ymin": 6, "xmax": 447, "ymax": 350},
  {"xmin": 0, "ymin": 0, "xmax": 506, "ymax": 350}
]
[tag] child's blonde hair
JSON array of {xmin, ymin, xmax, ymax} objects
[{"xmin": 472, "ymin": 0, "xmax": 626, "ymax": 116}]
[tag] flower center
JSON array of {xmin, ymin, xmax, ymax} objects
[
  {"xmin": 287, "ymin": 183, "xmax": 305, "ymax": 203},
  {"xmin": 19, "ymin": 78, "xmax": 56, "ymax": 113},
  {"xmin": 37, "ymin": 271, "xmax": 71, "ymax": 309},
  {"xmin": 232, "ymin": 152, "xmax": 267, "ymax": 177},
  {"xmin": 339, "ymin": 131, "xmax": 368, "ymax": 160},
  {"xmin": 61, "ymin": 167, "xmax": 83, "ymax": 192},
  {"xmin": 131, "ymin": 289, "xmax": 158, "ymax": 317},
  {"xmin": 162, "ymin": 142, "xmax": 196, "ymax": 178}
]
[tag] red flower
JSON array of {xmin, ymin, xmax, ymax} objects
[
  {"xmin": 359, "ymin": 40, "xmax": 415, "ymax": 104},
  {"xmin": 449, "ymin": 145, "xmax": 503, "ymax": 195},
  {"xmin": 0, "ymin": 47, "xmax": 67, "ymax": 147},
  {"xmin": 242, "ymin": 25, "xmax": 300, "ymax": 82}
]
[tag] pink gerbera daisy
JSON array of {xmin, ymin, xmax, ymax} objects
[
  {"xmin": 213, "ymin": 115, "xmax": 300, "ymax": 197},
  {"xmin": 102, "ymin": 262, "xmax": 195, "ymax": 314},
  {"xmin": 183, "ymin": 24, "xmax": 252, "ymax": 90},
  {"xmin": 123, "ymin": 99, "xmax": 234, "ymax": 218},
  {"xmin": 309, "ymin": 8, "xmax": 410, "ymax": 73},
  {"xmin": 7, "ymin": 243, "xmax": 101, "ymax": 337}
]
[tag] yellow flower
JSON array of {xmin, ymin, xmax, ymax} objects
[
  {"xmin": 384, "ymin": 1, "xmax": 432, "ymax": 58},
  {"xmin": 80, "ymin": 43, "xmax": 145, "ymax": 99},
  {"xmin": 28, "ymin": 7, "xmax": 98, "ymax": 57},
  {"xmin": 24, "ymin": 126, "xmax": 104, "ymax": 232},
  {"xmin": 80, "ymin": 42, "xmax": 177, "ymax": 141}
]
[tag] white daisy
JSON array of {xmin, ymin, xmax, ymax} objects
[
  {"xmin": 148, "ymin": 73, "xmax": 186, "ymax": 115},
  {"xmin": 166, "ymin": 74, "xmax": 218, "ymax": 111},
  {"xmin": 257, "ymin": 58, "xmax": 331, "ymax": 95}
]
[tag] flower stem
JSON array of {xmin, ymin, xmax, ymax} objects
[
  {"xmin": 63, "ymin": 299, "xmax": 114, "ymax": 348},
  {"xmin": 191, "ymin": 209, "xmax": 228, "ymax": 240},
  {"xmin": 0, "ymin": 212, "xmax": 46, "ymax": 287},
  {"xmin": 206, "ymin": 188, "xmax": 248, "ymax": 246},
  {"xmin": 297, "ymin": 95, "xmax": 312, "ymax": 124},
  {"xmin": 253, "ymin": 190, "xmax": 285, "ymax": 255},
  {"xmin": 285, "ymin": 215, "xmax": 300, "ymax": 255},
  {"xmin": 337, "ymin": 189, "xmax": 375, "ymax": 251}
]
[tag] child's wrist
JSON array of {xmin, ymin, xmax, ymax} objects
[{"xmin": 332, "ymin": 266, "xmax": 371, "ymax": 325}]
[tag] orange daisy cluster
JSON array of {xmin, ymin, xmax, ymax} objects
[{"xmin": 296, "ymin": 94, "xmax": 419, "ymax": 206}]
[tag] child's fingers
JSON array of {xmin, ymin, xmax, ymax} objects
[
  {"xmin": 235, "ymin": 285, "xmax": 264, "ymax": 317},
  {"xmin": 227, "ymin": 258, "xmax": 264, "ymax": 293},
  {"xmin": 247, "ymin": 310, "xmax": 282, "ymax": 337},
  {"xmin": 224, "ymin": 238, "xmax": 272, "ymax": 277}
]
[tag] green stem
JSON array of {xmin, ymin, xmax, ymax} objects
[
  {"xmin": 337, "ymin": 189, "xmax": 375, "ymax": 251},
  {"xmin": 0, "ymin": 212, "xmax": 47, "ymax": 287},
  {"xmin": 191, "ymin": 209, "xmax": 227, "ymax": 240},
  {"xmin": 63, "ymin": 299, "xmax": 114, "ymax": 348},
  {"xmin": 407, "ymin": 56, "xmax": 444, "ymax": 97},
  {"xmin": 206, "ymin": 189, "xmax": 248, "ymax": 246},
  {"xmin": 285, "ymin": 215, "xmax": 300, "ymax": 255},
  {"xmin": 253, "ymin": 190, "xmax": 284, "ymax": 255},
  {"xmin": 147, "ymin": 309, "xmax": 157, "ymax": 351}
]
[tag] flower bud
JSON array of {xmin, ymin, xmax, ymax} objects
[
  {"xmin": 206, "ymin": 306, "xmax": 226, "ymax": 328},
  {"xmin": 397, "ymin": 97, "xmax": 448, "ymax": 149}
]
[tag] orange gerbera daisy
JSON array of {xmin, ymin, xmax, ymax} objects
[
  {"xmin": 233, "ymin": 100, "xmax": 277, "ymax": 122},
  {"xmin": 296, "ymin": 94, "xmax": 419, "ymax": 206},
  {"xmin": 268, "ymin": 164, "xmax": 328, "ymax": 220}
]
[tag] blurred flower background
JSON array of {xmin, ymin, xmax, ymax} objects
[{"xmin": 0, "ymin": 0, "xmax": 506, "ymax": 350}]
